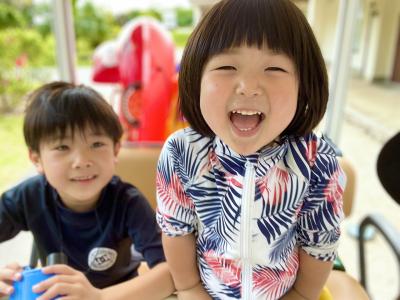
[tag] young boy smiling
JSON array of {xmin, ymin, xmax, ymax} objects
[{"xmin": 0, "ymin": 81, "xmax": 174, "ymax": 300}]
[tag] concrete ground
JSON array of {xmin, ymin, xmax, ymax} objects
[{"xmin": 0, "ymin": 74, "xmax": 399, "ymax": 299}]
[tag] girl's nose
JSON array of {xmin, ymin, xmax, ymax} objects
[{"xmin": 235, "ymin": 77, "xmax": 262, "ymax": 97}]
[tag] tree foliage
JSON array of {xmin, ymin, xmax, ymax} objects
[
  {"xmin": 176, "ymin": 8, "xmax": 193, "ymax": 27},
  {"xmin": 0, "ymin": 28, "xmax": 55, "ymax": 68},
  {"xmin": 116, "ymin": 9, "xmax": 162, "ymax": 27},
  {"xmin": 0, "ymin": 3, "xmax": 27, "ymax": 29},
  {"xmin": 29, "ymin": 3, "xmax": 53, "ymax": 37},
  {"xmin": 0, "ymin": 28, "xmax": 55, "ymax": 112},
  {"xmin": 74, "ymin": 2, "xmax": 120, "ymax": 49},
  {"xmin": 0, "ymin": 1, "xmax": 193, "ymax": 113}
]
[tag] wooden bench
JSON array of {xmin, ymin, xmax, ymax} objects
[{"xmin": 115, "ymin": 143, "xmax": 162, "ymax": 210}]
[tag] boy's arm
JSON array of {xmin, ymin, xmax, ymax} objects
[
  {"xmin": 281, "ymin": 249, "xmax": 333, "ymax": 300},
  {"xmin": 34, "ymin": 262, "xmax": 175, "ymax": 300},
  {"xmin": 162, "ymin": 233, "xmax": 211, "ymax": 300},
  {"xmin": 100, "ymin": 262, "xmax": 175, "ymax": 300},
  {"xmin": 0, "ymin": 187, "xmax": 26, "ymax": 242}
]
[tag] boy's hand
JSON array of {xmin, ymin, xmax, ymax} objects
[
  {"xmin": 33, "ymin": 264, "xmax": 102, "ymax": 300},
  {"xmin": 0, "ymin": 262, "xmax": 23, "ymax": 296},
  {"xmin": 177, "ymin": 282, "xmax": 212, "ymax": 300}
]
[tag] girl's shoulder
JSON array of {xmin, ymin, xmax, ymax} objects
[
  {"xmin": 283, "ymin": 132, "xmax": 340, "ymax": 178},
  {"xmin": 287, "ymin": 132, "xmax": 338, "ymax": 158},
  {"xmin": 164, "ymin": 127, "xmax": 214, "ymax": 156},
  {"xmin": 160, "ymin": 128, "xmax": 215, "ymax": 181}
]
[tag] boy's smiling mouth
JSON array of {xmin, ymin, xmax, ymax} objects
[
  {"xmin": 71, "ymin": 175, "xmax": 97, "ymax": 182},
  {"xmin": 229, "ymin": 110, "xmax": 265, "ymax": 132}
]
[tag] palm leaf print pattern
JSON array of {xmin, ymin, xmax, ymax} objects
[{"xmin": 156, "ymin": 128, "xmax": 345, "ymax": 299}]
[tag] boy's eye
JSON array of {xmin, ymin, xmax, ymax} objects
[
  {"xmin": 54, "ymin": 145, "xmax": 69, "ymax": 151},
  {"xmin": 92, "ymin": 142, "xmax": 105, "ymax": 148},
  {"xmin": 265, "ymin": 67, "xmax": 286, "ymax": 72}
]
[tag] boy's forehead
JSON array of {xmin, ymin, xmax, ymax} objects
[{"xmin": 47, "ymin": 125, "xmax": 106, "ymax": 140}]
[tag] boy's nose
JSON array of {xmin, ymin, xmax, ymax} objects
[
  {"xmin": 72, "ymin": 152, "xmax": 93, "ymax": 169},
  {"xmin": 235, "ymin": 77, "xmax": 262, "ymax": 97}
]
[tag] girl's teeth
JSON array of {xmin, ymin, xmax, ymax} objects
[{"xmin": 232, "ymin": 110, "xmax": 261, "ymax": 116}]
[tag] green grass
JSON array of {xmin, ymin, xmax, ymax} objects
[{"xmin": 0, "ymin": 114, "xmax": 32, "ymax": 194}]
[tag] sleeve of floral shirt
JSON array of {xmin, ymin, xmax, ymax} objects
[
  {"xmin": 156, "ymin": 132, "xmax": 196, "ymax": 237},
  {"xmin": 296, "ymin": 134, "xmax": 346, "ymax": 261}
]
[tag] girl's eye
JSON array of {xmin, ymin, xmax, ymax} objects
[
  {"xmin": 216, "ymin": 65, "xmax": 236, "ymax": 71},
  {"xmin": 265, "ymin": 67, "xmax": 286, "ymax": 72},
  {"xmin": 55, "ymin": 145, "xmax": 69, "ymax": 151}
]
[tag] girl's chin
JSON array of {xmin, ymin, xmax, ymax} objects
[
  {"xmin": 225, "ymin": 140, "xmax": 264, "ymax": 156},
  {"xmin": 223, "ymin": 132, "xmax": 277, "ymax": 156}
]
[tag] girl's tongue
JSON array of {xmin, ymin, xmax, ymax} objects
[{"xmin": 230, "ymin": 112, "xmax": 261, "ymax": 131}]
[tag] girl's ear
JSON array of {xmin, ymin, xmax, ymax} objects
[
  {"xmin": 113, "ymin": 142, "xmax": 121, "ymax": 163},
  {"xmin": 29, "ymin": 150, "xmax": 44, "ymax": 174}
]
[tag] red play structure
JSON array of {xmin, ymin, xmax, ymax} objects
[{"xmin": 92, "ymin": 17, "xmax": 185, "ymax": 142}]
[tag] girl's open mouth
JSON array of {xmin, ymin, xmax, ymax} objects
[{"xmin": 229, "ymin": 110, "xmax": 265, "ymax": 133}]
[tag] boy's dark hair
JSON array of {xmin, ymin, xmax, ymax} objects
[
  {"xmin": 179, "ymin": 0, "xmax": 328, "ymax": 138},
  {"xmin": 24, "ymin": 81, "xmax": 123, "ymax": 152}
]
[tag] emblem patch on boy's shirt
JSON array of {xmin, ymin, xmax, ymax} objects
[{"xmin": 88, "ymin": 247, "xmax": 117, "ymax": 271}]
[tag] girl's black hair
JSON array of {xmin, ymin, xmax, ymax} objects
[{"xmin": 179, "ymin": 0, "xmax": 328, "ymax": 137}]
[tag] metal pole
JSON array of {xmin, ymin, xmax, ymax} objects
[
  {"xmin": 52, "ymin": 0, "xmax": 77, "ymax": 83},
  {"xmin": 323, "ymin": 0, "xmax": 359, "ymax": 145}
]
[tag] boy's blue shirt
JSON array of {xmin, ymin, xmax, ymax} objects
[{"xmin": 0, "ymin": 175, "xmax": 165, "ymax": 288}]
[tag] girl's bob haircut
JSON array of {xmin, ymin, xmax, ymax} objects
[
  {"xmin": 24, "ymin": 81, "xmax": 123, "ymax": 153},
  {"xmin": 179, "ymin": 0, "xmax": 328, "ymax": 138}
]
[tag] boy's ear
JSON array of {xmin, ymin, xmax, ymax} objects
[
  {"xmin": 29, "ymin": 150, "xmax": 44, "ymax": 174},
  {"xmin": 114, "ymin": 142, "xmax": 121, "ymax": 163}
]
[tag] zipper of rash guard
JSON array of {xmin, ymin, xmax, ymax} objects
[{"xmin": 241, "ymin": 161, "xmax": 255, "ymax": 300}]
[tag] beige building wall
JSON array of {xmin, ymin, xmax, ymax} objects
[
  {"xmin": 308, "ymin": 0, "xmax": 400, "ymax": 82},
  {"xmin": 372, "ymin": 0, "xmax": 400, "ymax": 81},
  {"xmin": 307, "ymin": 0, "xmax": 339, "ymax": 65}
]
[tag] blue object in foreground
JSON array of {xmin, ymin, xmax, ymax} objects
[{"xmin": 10, "ymin": 268, "xmax": 55, "ymax": 300}]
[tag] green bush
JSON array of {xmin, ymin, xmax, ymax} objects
[
  {"xmin": 76, "ymin": 38, "xmax": 94, "ymax": 66},
  {"xmin": 0, "ymin": 28, "xmax": 55, "ymax": 112},
  {"xmin": 74, "ymin": 2, "xmax": 120, "ymax": 49},
  {"xmin": 0, "ymin": 3, "xmax": 27, "ymax": 29},
  {"xmin": 116, "ymin": 9, "xmax": 162, "ymax": 26},
  {"xmin": 176, "ymin": 8, "xmax": 193, "ymax": 27},
  {"xmin": 0, "ymin": 78, "xmax": 36, "ymax": 113},
  {"xmin": 0, "ymin": 28, "xmax": 55, "ymax": 68},
  {"xmin": 30, "ymin": 3, "xmax": 53, "ymax": 37}
]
